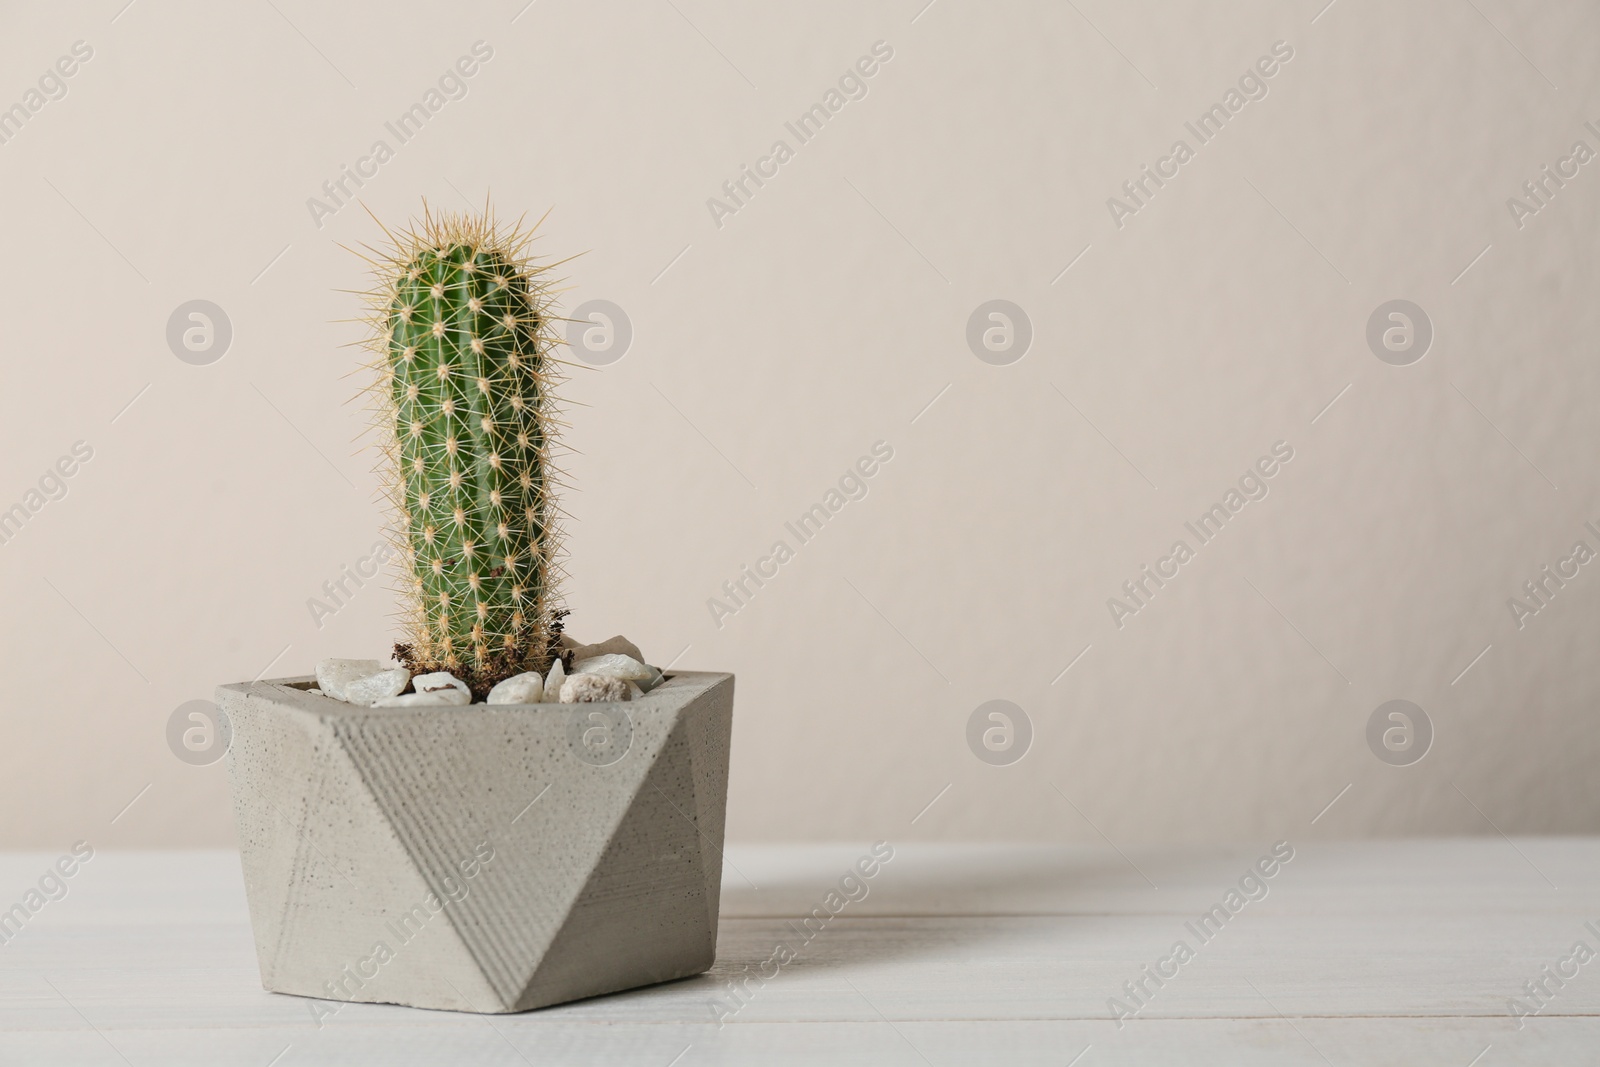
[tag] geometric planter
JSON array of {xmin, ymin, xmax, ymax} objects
[{"xmin": 214, "ymin": 670, "xmax": 734, "ymax": 1013}]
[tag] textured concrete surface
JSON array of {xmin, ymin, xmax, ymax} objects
[{"xmin": 215, "ymin": 671, "xmax": 734, "ymax": 1013}]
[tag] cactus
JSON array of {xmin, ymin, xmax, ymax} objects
[{"xmin": 359, "ymin": 204, "xmax": 566, "ymax": 697}]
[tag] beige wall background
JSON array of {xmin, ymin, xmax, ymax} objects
[{"xmin": 1, "ymin": 0, "xmax": 1596, "ymax": 848}]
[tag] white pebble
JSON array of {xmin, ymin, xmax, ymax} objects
[
  {"xmin": 568, "ymin": 635, "xmax": 645, "ymax": 665},
  {"xmin": 374, "ymin": 688, "xmax": 471, "ymax": 708},
  {"xmin": 571, "ymin": 653, "xmax": 656, "ymax": 685},
  {"xmin": 572, "ymin": 652, "xmax": 662, "ymax": 692},
  {"xmin": 415, "ymin": 671, "xmax": 471, "ymax": 699},
  {"xmin": 374, "ymin": 671, "xmax": 471, "ymax": 707},
  {"xmin": 543, "ymin": 659, "xmax": 566, "ymax": 703},
  {"xmin": 487, "ymin": 671, "xmax": 544, "ymax": 705},
  {"xmin": 560, "ymin": 673, "xmax": 631, "ymax": 703},
  {"xmin": 344, "ymin": 667, "xmax": 410, "ymax": 706},
  {"xmin": 315, "ymin": 659, "xmax": 386, "ymax": 703}
]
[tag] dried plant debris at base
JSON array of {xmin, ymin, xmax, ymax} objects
[{"xmin": 392, "ymin": 642, "xmax": 534, "ymax": 702}]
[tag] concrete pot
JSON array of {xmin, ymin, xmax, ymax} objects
[{"xmin": 215, "ymin": 670, "xmax": 734, "ymax": 1014}]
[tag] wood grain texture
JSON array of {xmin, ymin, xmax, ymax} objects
[{"xmin": 0, "ymin": 841, "xmax": 1597, "ymax": 1064}]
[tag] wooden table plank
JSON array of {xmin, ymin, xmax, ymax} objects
[{"xmin": 1, "ymin": 842, "xmax": 1596, "ymax": 1064}]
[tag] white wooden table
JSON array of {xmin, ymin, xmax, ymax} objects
[{"xmin": 2, "ymin": 841, "xmax": 1597, "ymax": 1064}]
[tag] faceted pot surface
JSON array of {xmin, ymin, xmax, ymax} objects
[{"xmin": 216, "ymin": 671, "xmax": 734, "ymax": 1013}]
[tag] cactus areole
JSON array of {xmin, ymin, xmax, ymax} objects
[{"xmin": 362, "ymin": 206, "xmax": 566, "ymax": 698}]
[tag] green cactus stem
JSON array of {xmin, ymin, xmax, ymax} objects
[{"xmin": 359, "ymin": 205, "xmax": 565, "ymax": 696}]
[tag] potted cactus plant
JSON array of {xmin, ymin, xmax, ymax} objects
[{"xmin": 216, "ymin": 205, "xmax": 734, "ymax": 1015}]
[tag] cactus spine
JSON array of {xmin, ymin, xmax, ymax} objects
[{"xmin": 360, "ymin": 205, "xmax": 565, "ymax": 696}]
